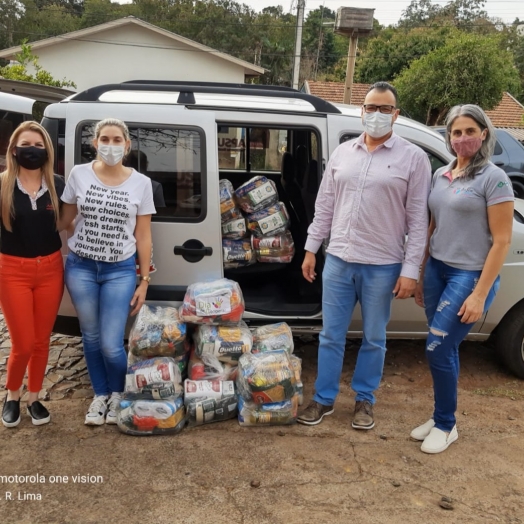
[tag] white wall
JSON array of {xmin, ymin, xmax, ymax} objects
[{"xmin": 26, "ymin": 25, "xmax": 247, "ymax": 91}]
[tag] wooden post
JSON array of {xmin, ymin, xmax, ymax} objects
[{"xmin": 343, "ymin": 34, "xmax": 358, "ymax": 105}]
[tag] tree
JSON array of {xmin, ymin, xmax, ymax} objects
[
  {"xmin": 399, "ymin": 0, "xmax": 489, "ymax": 30},
  {"xmin": 394, "ymin": 33, "xmax": 521, "ymax": 125},
  {"xmin": 18, "ymin": 0, "xmax": 80, "ymax": 39},
  {"xmin": 355, "ymin": 26, "xmax": 455, "ymax": 83},
  {"xmin": 0, "ymin": 41, "xmax": 77, "ymax": 88},
  {"xmin": 0, "ymin": 0, "xmax": 23, "ymax": 48}
]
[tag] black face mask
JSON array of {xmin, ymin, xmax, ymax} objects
[{"xmin": 15, "ymin": 146, "xmax": 48, "ymax": 170}]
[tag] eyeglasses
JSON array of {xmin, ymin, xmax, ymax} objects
[{"xmin": 363, "ymin": 104, "xmax": 397, "ymax": 114}]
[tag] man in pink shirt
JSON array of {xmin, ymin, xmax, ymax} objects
[{"xmin": 298, "ymin": 82, "xmax": 432, "ymax": 429}]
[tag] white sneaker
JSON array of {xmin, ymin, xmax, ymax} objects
[
  {"xmin": 410, "ymin": 419, "xmax": 435, "ymax": 441},
  {"xmin": 421, "ymin": 425, "xmax": 458, "ymax": 454},
  {"xmin": 85, "ymin": 395, "xmax": 109, "ymax": 426},
  {"xmin": 105, "ymin": 392, "xmax": 122, "ymax": 425}
]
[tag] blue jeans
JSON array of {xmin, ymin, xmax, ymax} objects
[
  {"xmin": 423, "ymin": 257, "xmax": 499, "ymax": 432},
  {"xmin": 65, "ymin": 252, "xmax": 137, "ymax": 396},
  {"xmin": 314, "ymin": 254, "xmax": 401, "ymax": 406}
]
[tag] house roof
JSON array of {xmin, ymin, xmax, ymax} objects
[
  {"xmin": 498, "ymin": 127, "xmax": 524, "ymax": 144},
  {"xmin": 0, "ymin": 78, "xmax": 74, "ymax": 102},
  {"xmin": 304, "ymin": 80, "xmax": 524, "ymax": 128},
  {"xmin": 485, "ymin": 93, "xmax": 524, "ymax": 128},
  {"xmin": 304, "ymin": 80, "xmax": 370, "ymax": 105},
  {"xmin": 0, "ymin": 17, "xmax": 265, "ymax": 77}
]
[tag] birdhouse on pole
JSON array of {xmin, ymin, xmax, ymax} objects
[{"xmin": 334, "ymin": 7, "xmax": 375, "ymax": 105}]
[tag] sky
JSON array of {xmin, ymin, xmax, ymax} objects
[{"xmin": 239, "ymin": 0, "xmax": 521, "ymax": 26}]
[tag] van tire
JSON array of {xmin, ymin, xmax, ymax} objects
[
  {"xmin": 495, "ymin": 304, "xmax": 524, "ymax": 379},
  {"xmin": 510, "ymin": 176, "xmax": 524, "ymax": 200}
]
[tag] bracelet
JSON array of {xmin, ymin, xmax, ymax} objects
[{"xmin": 140, "ymin": 275, "xmax": 151, "ymax": 283}]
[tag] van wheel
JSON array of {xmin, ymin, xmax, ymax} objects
[
  {"xmin": 511, "ymin": 178, "xmax": 524, "ymax": 200},
  {"xmin": 495, "ymin": 303, "xmax": 524, "ymax": 379}
]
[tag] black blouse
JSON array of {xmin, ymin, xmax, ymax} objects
[{"xmin": 0, "ymin": 175, "xmax": 65, "ymax": 258}]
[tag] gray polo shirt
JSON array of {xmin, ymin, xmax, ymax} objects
[{"xmin": 429, "ymin": 161, "xmax": 514, "ymax": 270}]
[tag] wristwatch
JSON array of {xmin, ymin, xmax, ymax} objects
[{"xmin": 140, "ymin": 275, "xmax": 151, "ymax": 283}]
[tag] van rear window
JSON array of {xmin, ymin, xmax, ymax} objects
[{"xmin": 78, "ymin": 123, "xmax": 204, "ymax": 222}]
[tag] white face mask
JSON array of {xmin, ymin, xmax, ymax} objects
[
  {"xmin": 97, "ymin": 145, "xmax": 125, "ymax": 166},
  {"xmin": 362, "ymin": 112, "xmax": 394, "ymax": 139}
]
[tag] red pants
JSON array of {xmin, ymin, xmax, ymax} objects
[{"xmin": 0, "ymin": 251, "xmax": 64, "ymax": 392}]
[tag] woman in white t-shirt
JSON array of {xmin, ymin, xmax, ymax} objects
[{"xmin": 59, "ymin": 118, "xmax": 156, "ymax": 426}]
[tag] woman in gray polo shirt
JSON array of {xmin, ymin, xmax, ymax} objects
[{"xmin": 413, "ymin": 104, "xmax": 514, "ymax": 454}]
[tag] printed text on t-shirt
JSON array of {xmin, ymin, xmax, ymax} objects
[{"xmin": 75, "ymin": 184, "xmax": 132, "ymax": 261}]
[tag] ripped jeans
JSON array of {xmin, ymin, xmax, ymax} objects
[{"xmin": 423, "ymin": 257, "xmax": 500, "ymax": 431}]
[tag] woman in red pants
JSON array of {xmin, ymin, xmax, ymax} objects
[{"xmin": 0, "ymin": 121, "xmax": 65, "ymax": 427}]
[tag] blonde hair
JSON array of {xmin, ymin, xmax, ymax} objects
[
  {"xmin": 95, "ymin": 118, "xmax": 130, "ymax": 141},
  {"xmin": 0, "ymin": 121, "xmax": 60, "ymax": 232}
]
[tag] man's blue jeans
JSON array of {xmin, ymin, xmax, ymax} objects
[
  {"xmin": 314, "ymin": 254, "xmax": 401, "ymax": 406},
  {"xmin": 65, "ymin": 252, "xmax": 137, "ymax": 396},
  {"xmin": 423, "ymin": 257, "xmax": 499, "ymax": 432}
]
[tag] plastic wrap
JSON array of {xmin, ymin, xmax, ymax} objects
[
  {"xmin": 179, "ymin": 279, "xmax": 245, "ymax": 324},
  {"xmin": 247, "ymin": 202, "xmax": 290, "ymax": 238},
  {"xmin": 219, "ymin": 179, "xmax": 242, "ymax": 222},
  {"xmin": 195, "ymin": 323, "xmax": 253, "ymax": 364},
  {"xmin": 128, "ymin": 305, "xmax": 186, "ymax": 360},
  {"xmin": 125, "ymin": 357, "xmax": 183, "ymax": 400},
  {"xmin": 252, "ymin": 323, "xmax": 294, "ymax": 354},
  {"xmin": 222, "ymin": 239, "xmax": 255, "ymax": 269},
  {"xmin": 290, "ymin": 355, "xmax": 303, "ymax": 406},
  {"xmin": 236, "ymin": 350, "xmax": 296, "ymax": 405},
  {"xmin": 222, "ymin": 218, "xmax": 248, "ymax": 240},
  {"xmin": 234, "ymin": 176, "xmax": 278, "ymax": 214},
  {"xmin": 238, "ymin": 396, "xmax": 298, "ymax": 426},
  {"xmin": 188, "ymin": 347, "xmax": 238, "ymax": 381},
  {"xmin": 184, "ymin": 379, "xmax": 238, "ymax": 426},
  {"xmin": 116, "ymin": 397, "xmax": 185, "ymax": 436}
]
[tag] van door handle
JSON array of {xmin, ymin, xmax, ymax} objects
[
  {"xmin": 494, "ymin": 161, "xmax": 504, "ymax": 166},
  {"xmin": 174, "ymin": 239, "xmax": 213, "ymax": 263}
]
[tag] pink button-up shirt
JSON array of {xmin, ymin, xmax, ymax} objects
[{"xmin": 305, "ymin": 133, "xmax": 432, "ymax": 280}]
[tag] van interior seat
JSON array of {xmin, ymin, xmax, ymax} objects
[
  {"xmin": 294, "ymin": 145, "xmax": 308, "ymax": 187},
  {"xmin": 301, "ymin": 159, "xmax": 319, "ymax": 226},
  {"xmin": 280, "ymin": 152, "xmax": 309, "ymax": 239}
]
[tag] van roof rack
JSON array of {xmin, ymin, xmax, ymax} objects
[{"xmin": 71, "ymin": 81, "xmax": 342, "ymax": 115}]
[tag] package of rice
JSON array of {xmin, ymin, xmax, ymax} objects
[
  {"xmin": 234, "ymin": 176, "xmax": 278, "ymax": 213},
  {"xmin": 222, "ymin": 218, "xmax": 248, "ymax": 240},
  {"xmin": 247, "ymin": 202, "xmax": 290, "ymax": 238}
]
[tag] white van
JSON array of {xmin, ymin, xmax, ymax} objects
[
  {"xmin": 0, "ymin": 92, "xmax": 35, "ymax": 171},
  {"xmin": 41, "ymin": 82, "xmax": 524, "ymax": 378}
]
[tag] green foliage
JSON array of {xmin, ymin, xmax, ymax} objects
[
  {"xmin": 399, "ymin": 0, "xmax": 490, "ymax": 30},
  {"xmin": 394, "ymin": 33, "xmax": 521, "ymax": 125},
  {"xmin": 0, "ymin": 0, "xmax": 522, "ymax": 102},
  {"xmin": 0, "ymin": 41, "xmax": 77, "ymax": 88},
  {"xmin": 356, "ymin": 26, "xmax": 456, "ymax": 83}
]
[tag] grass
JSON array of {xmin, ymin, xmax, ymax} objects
[{"xmin": 472, "ymin": 382, "xmax": 524, "ymax": 399}]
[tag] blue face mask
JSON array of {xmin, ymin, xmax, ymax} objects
[{"xmin": 362, "ymin": 112, "xmax": 394, "ymax": 139}]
